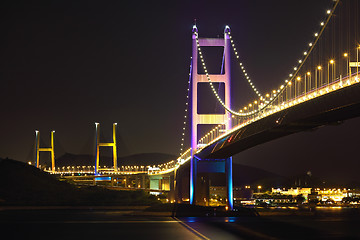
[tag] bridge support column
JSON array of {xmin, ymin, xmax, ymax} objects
[
  {"xmin": 226, "ymin": 157, "xmax": 233, "ymax": 210},
  {"xmin": 124, "ymin": 176, "xmax": 129, "ymax": 188},
  {"xmin": 111, "ymin": 176, "xmax": 115, "ymax": 186},
  {"xmin": 190, "ymin": 158, "xmax": 233, "ymax": 209},
  {"xmin": 190, "ymin": 155, "xmax": 198, "ymax": 205},
  {"xmin": 136, "ymin": 175, "xmax": 145, "ymax": 188}
]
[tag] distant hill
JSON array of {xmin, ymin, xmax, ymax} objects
[
  {"xmin": 55, "ymin": 152, "xmax": 177, "ymax": 167},
  {"xmin": 286, "ymin": 173, "xmax": 344, "ymax": 188},
  {"xmin": 0, "ymin": 158, "xmax": 158, "ymax": 205},
  {"xmin": 202, "ymin": 163, "xmax": 288, "ymax": 188},
  {"xmin": 0, "ymin": 158, "xmax": 77, "ymax": 204}
]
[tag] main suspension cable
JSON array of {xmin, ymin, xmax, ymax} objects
[
  {"xmin": 194, "ymin": 0, "xmax": 339, "ymax": 118},
  {"xmin": 228, "ymin": 31, "xmax": 263, "ymax": 99},
  {"xmin": 178, "ymin": 57, "xmax": 192, "ymax": 156}
]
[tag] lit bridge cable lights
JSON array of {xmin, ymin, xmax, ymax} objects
[
  {"xmin": 194, "ymin": 0, "xmax": 340, "ymax": 119},
  {"xmin": 178, "ymin": 57, "xmax": 192, "ymax": 157},
  {"xmin": 250, "ymin": 0, "xmax": 340, "ymax": 113},
  {"xmin": 146, "ymin": 0, "xmax": 353, "ymax": 180},
  {"xmin": 227, "ymin": 29, "xmax": 263, "ymax": 99},
  {"xmin": 194, "ymin": 27, "xmax": 255, "ymax": 117},
  {"xmin": 133, "ymin": 0, "xmax": 348, "ymax": 176}
]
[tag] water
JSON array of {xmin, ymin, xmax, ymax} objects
[{"xmin": 1, "ymin": 206, "xmax": 359, "ymax": 239}]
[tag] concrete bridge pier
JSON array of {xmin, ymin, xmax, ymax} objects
[
  {"xmin": 135, "ymin": 174, "xmax": 146, "ymax": 188},
  {"xmin": 191, "ymin": 157, "xmax": 233, "ymax": 209},
  {"xmin": 124, "ymin": 176, "xmax": 130, "ymax": 188}
]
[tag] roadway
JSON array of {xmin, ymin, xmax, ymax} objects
[{"xmin": 1, "ymin": 207, "xmax": 360, "ymax": 239}]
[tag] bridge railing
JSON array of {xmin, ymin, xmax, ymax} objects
[{"xmin": 45, "ymin": 165, "xmax": 149, "ymax": 175}]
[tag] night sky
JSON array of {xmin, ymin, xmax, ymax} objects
[{"xmin": 1, "ymin": 0, "xmax": 359, "ymax": 183}]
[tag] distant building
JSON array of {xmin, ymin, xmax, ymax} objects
[
  {"xmin": 313, "ymin": 188, "xmax": 360, "ymax": 202},
  {"xmin": 209, "ymin": 186, "xmax": 253, "ymax": 206},
  {"xmin": 273, "ymin": 187, "xmax": 360, "ymax": 203},
  {"xmin": 272, "ymin": 187, "xmax": 312, "ymax": 200},
  {"xmin": 210, "ymin": 186, "xmax": 360, "ymax": 206}
]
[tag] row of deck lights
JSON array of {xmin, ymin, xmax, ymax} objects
[
  {"xmin": 191, "ymin": 4, "xmax": 339, "ymax": 147},
  {"xmin": 46, "ymin": 162, "xmax": 183, "ymax": 175},
  {"xmin": 168, "ymin": 2, "xmax": 360, "ymax": 174},
  {"xmin": 196, "ymin": 3, "xmax": 343, "ymax": 142},
  {"xmin": 47, "ymin": 165, "xmax": 150, "ymax": 173},
  {"xmin": 197, "ymin": 47, "xmax": 360, "ymax": 148}
]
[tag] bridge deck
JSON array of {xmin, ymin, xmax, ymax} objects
[{"xmin": 197, "ymin": 77, "xmax": 360, "ymax": 159}]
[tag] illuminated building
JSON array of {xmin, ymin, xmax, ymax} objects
[{"xmin": 272, "ymin": 188, "xmax": 312, "ymax": 199}]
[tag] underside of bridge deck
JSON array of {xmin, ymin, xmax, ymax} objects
[{"xmin": 197, "ymin": 82, "xmax": 360, "ymax": 159}]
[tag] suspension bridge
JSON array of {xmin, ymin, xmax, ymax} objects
[{"xmin": 33, "ymin": 0, "xmax": 360, "ymax": 209}]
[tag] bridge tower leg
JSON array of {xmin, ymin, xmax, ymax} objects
[
  {"xmin": 35, "ymin": 130, "xmax": 56, "ymax": 173},
  {"xmin": 190, "ymin": 25, "xmax": 233, "ymax": 209},
  {"xmin": 94, "ymin": 122, "xmax": 118, "ymax": 175}
]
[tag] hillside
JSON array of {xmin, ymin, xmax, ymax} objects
[
  {"xmin": 0, "ymin": 158, "xmax": 158, "ymax": 205},
  {"xmin": 208, "ymin": 163, "xmax": 288, "ymax": 188}
]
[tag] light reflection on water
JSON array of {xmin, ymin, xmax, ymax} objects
[
  {"xmin": 184, "ymin": 217, "xmax": 198, "ymax": 223},
  {"xmin": 316, "ymin": 206, "xmax": 343, "ymax": 210},
  {"xmin": 181, "ymin": 216, "xmax": 239, "ymax": 223},
  {"xmin": 224, "ymin": 217, "xmax": 236, "ymax": 223}
]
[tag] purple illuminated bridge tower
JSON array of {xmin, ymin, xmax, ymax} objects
[{"xmin": 190, "ymin": 25, "xmax": 233, "ymax": 209}]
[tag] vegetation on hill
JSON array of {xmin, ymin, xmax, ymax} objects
[{"xmin": 0, "ymin": 158, "xmax": 159, "ymax": 206}]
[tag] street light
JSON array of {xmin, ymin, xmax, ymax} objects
[
  {"xmin": 288, "ymin": 81, "xmax": 292, "ymax": 101},
  {"xmin": 328, "ymin": 59, "xmax": 335, "ymax": 85},
  {"xmin": 306, "ymin": 72, "xmax": 311, "ymax": 93},
  {"xmin": 316, "ymin": 66, "xmax": 322, "ymax": 89},
  {"xmin": 295, "ymin": 76, "xmax": 301, "ymax": 98},
  {"xmin": 344, "ymin": 53, "xmax": 351, "ymax": 80}
]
